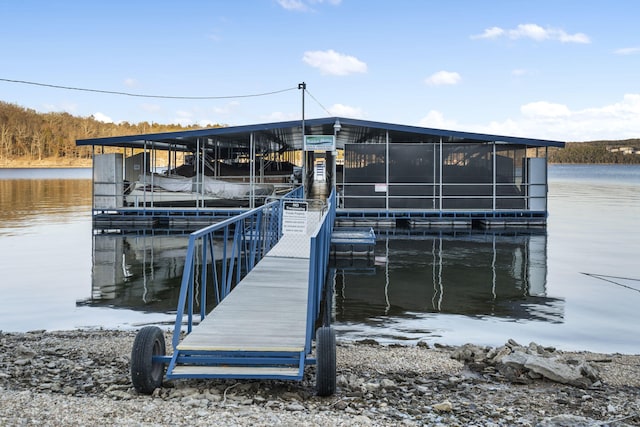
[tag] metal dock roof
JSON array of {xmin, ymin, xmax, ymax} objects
[{"xmin": 77, "ymin": 117, "xmax": 565, "ymax": 152}]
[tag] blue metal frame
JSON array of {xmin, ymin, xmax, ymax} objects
[
  {"xmin": 304, "ymin": 189, "xmax": 336, "ymax": 354},
  {"xmin": 336, "ymin": 209, "xmax": 547, "ymax": 220},
  {"xmin": 170, "ymin": 200, "xmax": 283, "ymax": 350},
  {"xmin": 162, "ymin": 185, "xmax": 338, "ymax": 382}
]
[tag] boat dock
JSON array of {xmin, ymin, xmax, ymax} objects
[
  {"xmin": 130, "ymin": 192, "xmax": 338, "ymax": 396},
  {"xmin": 78, "ymin": 116, "xmax": 563, "ymax": 396}
]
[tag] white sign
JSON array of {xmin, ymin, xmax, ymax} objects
[
  {"xmin": 304, "ymin": 135, "xmax": 335, "ymax": 151},
  {"xmin": 374, "ymin": 184, "xmax": 387, "ymax": 193},
  {"xmin": 282, "ymin": 201, "xmax": 308, "ymax": 234}
]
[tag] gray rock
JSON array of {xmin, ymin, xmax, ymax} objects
[
  {"xmin": 500, "ymin": 350, "xmax": 530, "ymax": 368},
  {"xmin": 336, "ymin": 374, "xmax": 348, "ymax": 387},
  {"xmin": 109, "ymin": 390, "xmax": 132, "ymax": 400},
  {"xmin": 579, "ymin": 362, "xmax": 600, "ymax": 381},
  {"xmin": 524, "ymin": 356, "xmax": 595, "ymax": 388},
  {"xmin": 489, "ymin": 346, "xmax": 511, "ymax": 364},
  {"xmin": 454, "ymin": 341, "xmax": 602, "ymax": 388},
  {"xmin": 14, "ymin": 359, "xmax": 30, "ymax": 366},
  {"xmin": 380, "ymin": 378, "xmax": 395, "ymax": 389},
  {"xmin": 350, "ymin": 415, "xmax": 372, "ymax": 425},
  {"xmin": 451, "ymin": 343, "xmax": 487, "ymax": 362},
  {"xmin": 432, "ymin": 400, "xmax": 453, "ymax": 412},
  {"xmin": 334, "ymin": 400, "xmax": 348, "ymax": 410},
  {"xmin": 506, "ymin": 338, "xmax": 522, "ymax": 348},
  {"xmin": 362, "ymin": 382, "xmax": 380, "ymax": 392},
  {"xmin": 182, "ymin": 397, "xmax": 208, "ymax": 408},
  {"xmin": 286, "ymin": 403, "xmax": 305, "ymax": 411},
  {"xmin": 537, "ymin": 414, "xmax": 600, "ymax": 426},
  {"xmin": 347, "ymin": 374, "xmax": 364, "ymax": 389}
]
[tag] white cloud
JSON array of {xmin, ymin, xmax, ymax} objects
[
  {"xmin": 277, "ymin": 0, "xmax": 306, "ymax": 11},
  {"xmin": 418, "ymin": 110, "xmax": 458, "ymax": 129},
  {"xmin": 303, "ymin": 49, "xmax": 367, "ymax": 75},
  {"xmin": 521, "ymin": 101, "xmax": 571, "ymax": 118},
  {"xmin": 425, "ymin": 71, "xmax": 461, "ymax": 86},
  {"xmin": 277, "ymin": 0, "xmax": 341, "ymax": 12},
  {"xmin": 614, "ymin": 47, "xmax": 640, "ymax": 55},
  {"xmin": 472, "ymin": 23, "xmax": 590, "ymax": 44},
  {"xmin": 558, "ymin": 31, "xmax": 590, "ymax": 44},
  {"xmin": 480, "ymin": 118, "xmax": 522, "ymax": 137},
  {"xmin": 512, "ymin": 69, "xmax": 528, "ymax": 76},
  {"xmin": 124, "ymin": 78, "xmax": 137, "ymax": 87},
  {"xmin": 328, "ymin": 103, "xmax": 364, "ymax": 118},
  {"xmin": 93, "ymin": 112, "xmax": 113, "ymax": 123},
  {"xmin": 511, "ymin": 24, "xmax": 549, "ymax": 41},
  {"xmin": 417, "ymin": 94, "xmax": 640, "ymax": 141},
  {"xmin": 472, "ymin": 26, "xmax": 505, "ymax": 39}
]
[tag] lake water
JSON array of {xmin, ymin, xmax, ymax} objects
[{"xmin": 0, "ymin": 165, "xmax": 638, "ymax": 354}]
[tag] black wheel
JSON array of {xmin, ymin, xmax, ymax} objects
[
  {"xmin": 131, "ymin": 326, "xmax": 166, "ymax": 394},
  {"xmin": 316, "ymin": 326, "xmax": 336, "ymax": 396}
]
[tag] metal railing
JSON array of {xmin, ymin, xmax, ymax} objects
[
  {"xmin": 305, "ymin": 188, "xmax": 336, "ymax": 353},
  {"xmin": 341, "ymin": 181, "xmax": 545, "ymax": 211},
  {"xmin": 170, "ymin": 186, "xmax": 304, "ymax": 349}
]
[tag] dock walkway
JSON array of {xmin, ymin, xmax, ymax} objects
[{"xmin": 166, "ymin": 211, "xmax": 322, "ymax": 380}]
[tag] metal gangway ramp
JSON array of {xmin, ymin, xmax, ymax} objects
[{"xmin": 130, "ymin": 189, "xmax": 337, "ymax": 396}]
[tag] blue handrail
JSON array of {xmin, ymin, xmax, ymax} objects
[
  {"xmin": 171, "ymin": 184, "xmax": 334, "ymax": 354},
  {"xmin": 170, "ymin": 188, "xmax": 306, "ymax": 350},
  {"xmin": 304, "ymin": 189, "xmax": 336, "ymax": 353}
]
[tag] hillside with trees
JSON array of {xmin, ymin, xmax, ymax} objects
[
  {"xmin": 548, "ymin": 139, "xmax": 640, "ymax": 164},
  {"xmin": 1, "ymin": 100, "xmax": 639, "ymax": 166},
  {"xmin": 0, "ymin": 101, "xmax": 217, "ymax": 167}
]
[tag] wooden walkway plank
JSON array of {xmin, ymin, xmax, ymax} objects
[
  {"xmin": 170, "ymin": 365, "xmax": 301, "ymax": 377},
  {"xmin": 177, "ymin": 254, "xmax": 310, "ymax": 353}
]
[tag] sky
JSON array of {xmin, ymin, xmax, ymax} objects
[{"xmin": 1, "ymin": 0, "xmax": 640, "ymax": 142}]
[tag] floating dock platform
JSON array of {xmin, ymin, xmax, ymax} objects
[{"xmin": 330, "ymin": 227, "xmax": 376, "ymax": 257}]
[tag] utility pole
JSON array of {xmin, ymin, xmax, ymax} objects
[{"xmin": 298, "ymin": 82, "xmax": 306, "ymax": 195}]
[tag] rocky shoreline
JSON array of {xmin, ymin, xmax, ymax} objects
[{"xmin": 0, "ymin": 329, "xmax": 638, "ymax": 426}]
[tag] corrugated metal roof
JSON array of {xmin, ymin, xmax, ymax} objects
[{"xmin": 76, "ymin": 117, "xmax": 565, "ymax": 151}]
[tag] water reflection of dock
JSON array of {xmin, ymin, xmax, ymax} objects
[
  {"xmin": 333, "ymin": 231, "xmax": 564, "ymax": 324},
  {"xmin": 81, "ymin": 228, "xmax": 564, "ymax": 328},
  {"xmin": 78, "ymin": 232, "xmax": 192, "ymax": 312}
]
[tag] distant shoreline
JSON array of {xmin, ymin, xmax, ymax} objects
[
  {"xmin": 0, "ymin": 158, "xmax": 92, "ymax": 168},
  {"xmin": 1, "ymin": 159, "xmax": 638, "ymax": 169}
]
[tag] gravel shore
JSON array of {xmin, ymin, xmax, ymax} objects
[{"xmin": 0, "ymin": 329, "xmax": 638, "ymax": 426}]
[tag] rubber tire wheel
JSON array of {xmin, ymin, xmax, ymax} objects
[
  {"xmin": 316, "ymin": 326, "xmax": 336, "ymax": 396},
  {"xmin": 131, "ymin": 326, "xmax": 166, "ymax": 394}
]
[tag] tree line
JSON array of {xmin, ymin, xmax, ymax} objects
[
  {"xmin": 1, "ymin": 100, "xmax": 639, "ymax": 164},
  {"xmin": 548, "ymin": 140, "xmax": 640, "ymax": 164},
  {"xmin": 0, "ymin": 101, "xmax": 214, "ymax": 163}
]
